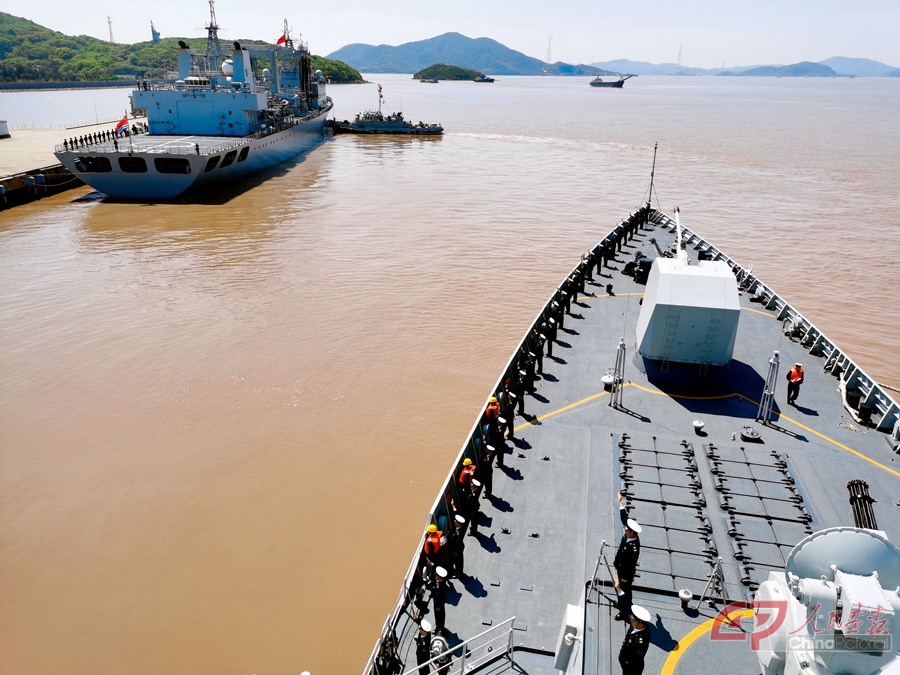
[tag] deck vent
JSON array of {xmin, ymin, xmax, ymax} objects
[
  {"xmin": 847, "ymin": 480, "xmax": 878, "ymax": 529},
  {"xmin": 553, "ymin": 604, "xmax": 583, "ymax": 671}
]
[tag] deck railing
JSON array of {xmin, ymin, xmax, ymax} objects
[{"xmin": 398, "ymin": 617, "xmax": 516, "ymax": 675}]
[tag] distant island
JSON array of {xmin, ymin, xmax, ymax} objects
[
  {"xmin": 329, "ymin": 33, "xmax": 614, "ymax": 77},
  {"xmin": 590, "ymin": 56, "xmax": 899, "ymax": 78},
  {"xmin": 0, "ymin": 11, "xmax": 364, "ymax": 84},
  {"xmin": 1, "ymin": 11, "xmax": 897, "ymax": 84},
  {"xmin": 414, "ymin": 64, "xmax": 486, "ymax": 81},
  {"xmin": 329, "ymin": 32, "xmax": 898, "ymax": 78}
]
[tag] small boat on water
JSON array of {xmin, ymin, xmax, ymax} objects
[
  {"xmin": 420, "ymin": 77, "xmax": 440, "ymax": 83},
  {"xmin": 326, "ymin": 85, "xmax": 442, "ymax": 135},
  {"xmin": 473, "ymin": 75, "xmax": 495, "ymax": 83},
  {"xmin": 326, "ymin": 111, "xmax": 443, "ymax": 135},
  {"xmin": 590, "ymin": 74, "xmax": 634, "ymax": 88}
]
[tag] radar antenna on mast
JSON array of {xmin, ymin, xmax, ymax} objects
[
  {"xmin": 205, "ymin": 0, "xmax": 223, "ymax": 61},
  {"xmin": 281, "ymin": 19, "xmax": 294, "ymax": 49}
]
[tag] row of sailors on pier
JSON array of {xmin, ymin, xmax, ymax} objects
[
  {"xmin": 401, "ymin": 207, "xmax": 652, "ymax": 674},
  {"xmin": 62, "ymin": 122, "xmax": 148, "ymax": 151}
]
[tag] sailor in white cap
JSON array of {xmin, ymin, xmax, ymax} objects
[
  {"xmin": 618, "ymin": 605, "xmax": 651, "ymax": 674},
  {"xmin": 515, "ymin": 369, "xmax": 527, "ymax": 415},
  {"xmin": 546, "ymin": 315, "xmax": 557, "ymax": 357},
  {"xmin": 431, "ymin": 566, "xmax": 448, "ymax": 631},
  {"xmin": 414, "ymin": 619, "xmax": 433, "ymax": 675},
  {"xmin": 447, "ymin": 514, "xmax": 467, "ymax": 578},
  {"xmin": 534, "ymin": 331, "xmax": 546, "ymax": 375},
  {"xmin": 468, "ymin": 479, "xmax": 482, "ymax": 536},
  {"xmin": 481, "ymin": 444, "xmax": 494, "ymax": 498},
  {"xmin": 614, "ymin": 492, "xmax": 642, "ymax": 621}
]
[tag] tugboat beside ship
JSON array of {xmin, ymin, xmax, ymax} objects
[{"xmin": 327, "ymin": 85, "xmax": 442, "ymax": 136}]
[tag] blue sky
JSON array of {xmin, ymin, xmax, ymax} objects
[{"xmin": 13, "ymin": 0, "xmax": 900, "ymax": 68}]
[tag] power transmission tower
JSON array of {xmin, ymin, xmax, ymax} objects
[{"xmin": 107, "ymin": 16, "xmax": 115, "ymax": 43}]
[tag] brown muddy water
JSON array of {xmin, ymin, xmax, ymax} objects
[{"xmin": 1, "ymin": 74, "xmax": 898, "ymax": 674}]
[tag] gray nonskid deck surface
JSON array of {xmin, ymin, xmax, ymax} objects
[{"xmin": 396, "ymin": 221, "xmax": 899, "ymax": 674}]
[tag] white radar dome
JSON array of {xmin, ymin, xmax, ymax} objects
[{"xmin": 221, "ymin": 59, "xmax": 233, "ymax": 75}]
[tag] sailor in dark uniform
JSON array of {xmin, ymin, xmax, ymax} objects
[
  {"xmin": 446, "ymin": 514, "xmax": 467, "ymax": 578},
  {"xmin": 618, "ymin": 605, "xmax": 651, "ymax": 675},
  {"xmin": 468, "ymin": 480, "xmax": 482, "ymax": 535},
  {"xmin": 614, "ymin": 492, "xmax": 641, "ymax": 621},
  {"xmin": 480, "ymin": 445, "xmax": 494, "ymax": 497},
  {"xmin": 430, "ymin": 566, "xmax": 448, "ymax": 631},
  {"xmin": 414, "ymin": 619, "xmax": 433, "ymax": 675}
]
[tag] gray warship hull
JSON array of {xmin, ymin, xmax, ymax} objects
[{"xmin": 363, "ymin": 205, "xmax": 900, "ymax": 675}]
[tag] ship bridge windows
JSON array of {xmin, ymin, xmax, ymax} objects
[
  {"xmin": 204, "ymin": 156, "xmax": 221, "ymax": 172},
  {"xmin": 154, "ymin": 157, "xmax": 191, "ymax": 174},
  {"xmin": 237, "ymin": 147, "xmax": 249, "ymax": 162},
  {"xmin": 73, "ymin": 156, "xmax": 112, "ymax": 173},
  {"xmin": 220, "ymin": 150, "xmax": 237, "ymax": 168},
  {"xmin": 118, "ymin": 156, "xmax": 147, "ymax": 173}
]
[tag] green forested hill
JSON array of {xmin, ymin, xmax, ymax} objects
[
  {"xmin": 414, "ymin": 64, "xmax": 483, "ymax": 80},
  {"xmin": 329, "ymin": 31, "xmax": 607, "ymax": 76},
  {"xmin": 0, "ymin": 12, "xmax": 362, "ymax": 83}
]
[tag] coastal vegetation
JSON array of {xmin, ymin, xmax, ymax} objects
[
  {"xmin": 0, "ymin": 12, "xmax": 363, "ymax": 83},
  {"xmin": 414, "ymin": 63, "xmax": 484, "ymax": 80}
]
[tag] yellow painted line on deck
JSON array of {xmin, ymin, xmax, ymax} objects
[
  {"xmin": 660, "ymin": 609, "xmax": 755, "ymax": 675},
  {"xmin": 732, "ymin": 394, "xmax": 900, "ymax": 478},
  {"xmin": 513, "ymin": 388, "xmax": 617, "ymax": 431},
  {"xmin": 515, "ymin": 382, "xmax": 899, "ymax": 477},
  {"xmin": 741, "ymin": 306, "xmax": 777, "ymax": 318},
  {"xmin": 628, "ymin": 382, "xmax": 741, "ymax": 401}
]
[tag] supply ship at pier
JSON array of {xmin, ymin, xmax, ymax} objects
[
  {"xmin": 53, "ymin": 3, "xmax": 332, "ymax": 199},
  {"xmin": 362, "ymin": 152, "xmax": 900, "ymax": 675}
]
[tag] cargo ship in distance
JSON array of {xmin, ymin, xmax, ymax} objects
[
  {"xmin": 362, "ymin": 150, "xmax": 900, "ymax": 675},
  {"xmin": 53, "ymin": 2, "xmax": 332, "ymax": 199},
  {"xmin": 590, "ymin": 75, "xmax": 634, "ymax": 88}
]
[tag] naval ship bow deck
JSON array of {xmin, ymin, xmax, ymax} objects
[{"xmin": 365, "ymin": 208, "xmax": 900, "ymax": 675}]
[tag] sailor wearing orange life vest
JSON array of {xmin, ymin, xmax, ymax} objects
[
  {"xmin": 485, "ymin": 397, "xmax": 500, "ymax": 421},
  {"xmin": 423, "ymin": 524, "xmax": 443, "ymax": 568},
  {"xmin": 459, "ymin": 458, "xmax": 476, "ymax": 488},
  {"xmin": 786, "ymin": 363, "xmax": 804, "ymax": 404},
  {"xmin": 484, "ymin": 397, "xmax": 500, "ymax": 439}
]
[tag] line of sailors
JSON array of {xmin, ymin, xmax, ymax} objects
[
  {"xmin": 62, "ymin": 122, "xmax": 149, "ymax": 151},
  {"xmin": 614, "ymin": 492, "xmax": 649, "ymax": 673},
  {"xmin": 397, "ymin": 206, "xmax": 653, "ymax": 673}
]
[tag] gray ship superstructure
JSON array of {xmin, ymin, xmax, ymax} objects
[
  {"xmin": 362, "ymin": 160, "xmax": 900, "ymax": 675},
  {"xmin": 53, "ymin": 5, "xmax": 332, "ymax": 199}
]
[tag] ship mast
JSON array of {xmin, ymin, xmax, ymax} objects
[
  {"xmin": 282, "ymin": 19, "xmax": 294, "ymax": 49},
  {"xmin": 647, "ymin": 141, "xmax": 658, "ymax": 210},
  {"xmin": 205, "ymin": 0, "xmax": 223, "ymax": 66}
]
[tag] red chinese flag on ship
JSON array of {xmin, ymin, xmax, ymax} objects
[
  {"xmin": 276, "ymin": 34, "xmax": 286, "ymax": 45},
  {"xmin": 115, "ymin": 115, "xmax": 128, "ymax": 135}
]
